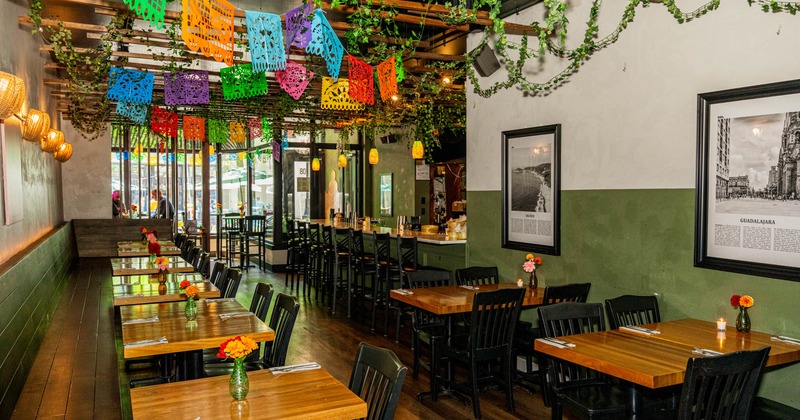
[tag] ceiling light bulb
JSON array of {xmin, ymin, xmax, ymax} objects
[
  {"xmin": 442, "ymin": 76, "xmax": 452, "ymax": 84},
  {"xmin": 391, "ymin": 94, "xmax": 399, "ymax": 102}
]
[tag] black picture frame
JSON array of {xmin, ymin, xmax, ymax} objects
[
  {"xmin": 501, "ymin": 125, "xmax": 561, "ymax": 255},
  {"xmin": 695, "ymin": 79, "xmax": 800, "ymax": 282}
]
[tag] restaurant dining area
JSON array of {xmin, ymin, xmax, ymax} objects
[{"xmin": 2, "ymin": 0, "xmax": 800, "ymax": 419}]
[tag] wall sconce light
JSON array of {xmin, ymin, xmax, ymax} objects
[
  {"xmin": 40, "ymin": 128, "xmax": 65, "ymax": 152},
  {"xmin": 412, "ymin": 140, "xmax": 424, "ymax": 159},
  {"xmin": 337, "ymin": 153, "xmax": 347, "ymax": 168},
  {"xmin": 311, "ymin": 157, "xmax": 320, "ymax": 171},
  {"xmin": 0, "ymin": 71, "xmax": 26, "ymax": 120},
  {"xmin": 54, "ymin": 142, "xmax": 73, "ymax": 162},
  {"xmin": 369, "ymin": 147, "xmax": 379, "ymax": 165},
  {"xmin": 442, "ymin": 75, "xmax": 452, "ymax": 85},
  {"xmin": 22, "ymin": 109, "xmax": 50, "ymax": 142}
]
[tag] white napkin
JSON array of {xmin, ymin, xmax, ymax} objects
[
  {"xmin": 459, "ymin": 285, "xmax": 480, "ymax": 290},
  {"xmin": 124, "ymin": 336, "xmax": 168, "ymax": 348},
  {"xmin": 393, "ymin": 289, "xmax": 413, "ymax": 295},
  {"xmin": 219, "ymin": 312, "xmax": 253, "ymax": 320},
  {"xmin": 122, "ymin": 316, "xmax": 159, "ymax": 325},
  {"xmin": 619, "ymin": 325, "xmax": 661, "ymax": 335},
  {"xmin": 206, "ymin": 298, "xmax": 236, "ymax": 304},
  {"xmin": 693, "ymin": 348, "xmax": 723, "ymax": 356},
  {"xmin": 771, "ymin": 335, "xmax": 800, "ymax": 345},
  {"xmin": 537, "ymin": 337, "xmax": 576, "ymax": 349},
  {"xmin": 270, "ymin": 362, "xmax": 321, "ymax": 374}
]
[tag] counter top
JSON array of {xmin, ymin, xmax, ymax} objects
[{"xmin": 307, "ymin": 219, "xmax": 466, "ymax": 245}]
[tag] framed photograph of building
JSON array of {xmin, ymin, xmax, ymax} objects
[
  {"xmin": 501, "ymin": 125, "xmax": 561, "ymax": 255},
  {"xmin": 695, "ymin": 80, "xmax": 800, "ymax": 282}
]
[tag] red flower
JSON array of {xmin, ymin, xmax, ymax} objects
[
  {"xmin": 217, "ymin": 337, "xmax": 234, "ymax": 359},
  {"xmin": 148, "ymin": 242, "xmax": 161, "ymax": 255},
  {"xmin": 180, "ymin": 279, "xmax": 190, "ymax": 289},
  {"xmin": 730, "ymin": 294, "xmax": 741, "ymax": 308}
]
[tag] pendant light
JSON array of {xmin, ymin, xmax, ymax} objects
[
  {"xmin": 311, "ymin": 157, "xmax": 321, "ymax": 171},
  {"xmin": 412, "ymin": 140, "xmax": 424, "ymax": 159},
  {"xmin": 368, "ymin": 147, "xmax": 379, "ymax": 165},
  {"xmin": 337, "ymin": 153, "xmax": 347, "ymax": 168}
]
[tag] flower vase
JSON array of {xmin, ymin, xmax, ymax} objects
[
  {"xmin": 736, "ymin": 307, "xmax": 751, "ymax": 333},
  {"xmin": 185, "ymin": 296, "xmax": 198, "ymax": 321},
  {"xmin": 149, "ymin": 253, "xmax": 157, "ymax": 265},
  {"xmin": 229, "ymin": 358, "xmax": 249, "ymax": 400},
  {"xmin": 528, "ymin": 271, "xmax": 538, "ymax": 289},
  {"xmin": 158, "ymin": 271, "xmax": 167, "ymax": 285}
]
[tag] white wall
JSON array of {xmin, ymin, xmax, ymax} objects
[
  {"xmin": 61, "ymin": 121, "xmax": 111, "ymax": 220},
  {"xmin": 467, "ymin": 1, "xmax": 800, "ymax": 191}
]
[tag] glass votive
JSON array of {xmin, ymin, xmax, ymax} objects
[
  {"xmin": 516, "ymin": 278, "xmax": 524, "ymax": 288},
  {"xmin": 716, "ymin": 318, "xmax": 727, "ymax": 330}
]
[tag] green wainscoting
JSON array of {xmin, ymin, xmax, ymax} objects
[
  {"xmin": 0, "ymin": 223, "xmax": 76, "ymax": 418},
  {"xmin": 467, "ymin": 189, "xmax": 800, "ymax": 408}
]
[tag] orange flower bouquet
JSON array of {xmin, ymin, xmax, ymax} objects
[
  {"xmin": 730, "ymin": 294, "xmax": 754, "ymax": 333},
  {"xmin": 217, "ymin": 335, "xmax": 259, "ymax": 400},
  {"xmin": 180, "ymin": 279, "xmax": 199, "ymax": 322},
  {"xmin": 522, "ymin": 253, "xmax": 542, "ymax": 289}
]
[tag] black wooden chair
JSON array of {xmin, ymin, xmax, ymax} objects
[
  {"xmin": 538, "ymin": 302, "xmax": 626, "ymax": 420},
  {"xmin": 433, "ymin": 288, "xmax": 525, "ymax": 419},
  {"xmin": 241, "ymin": 215, "xmax": 266, "ymax": 271},
  {"xmin": 218, "ymin": 268, "xmax": 242, "ymax": 299},
  {"xmin": 650, "ymin": 347, "xmax": 770, "ymax": 420},
  {"xmin": 208, "ymin": 260, "xmax": 226, "ymax": 287},
  {"xmin": 349, "ymin": 228, "xmax": 375, "ymax": 316},
  {"xmin": 605, "ymin": 294, "xmax": 661, "ymax": 329},
  {"xmin": 331, "ymin": 227, "xmax": 354, "ymax": 317},
  {"xmin": 405, "ymin": 269, "xmax": 451, "ymax": 392},
  {"xmin": 515, "ymin": 282, "xmax": 591, "ymax": 404},
  {"xmin": 348, "ymin": 342, "xmax": 408, "ymax": 420},
  {"xmin": 386, "ymin": 236, "xmax": 419, "ymax": 342},
  {"xmin": 253, "ymin": 293, "xmax": 300, "ymax": 369},
  {"xmin": 221, "ymin": 214, "xmax": 242, "ymax": 268},
  {"xmin": 368, "ymin": 232, "xmax": 396, "ymax": 333},
  {"xmin": 455, "ymin": 266, "xmax": 499, "ymax": 286}
]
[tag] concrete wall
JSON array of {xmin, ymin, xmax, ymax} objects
[
  {"xmin": 61, "ymin": 122, "xmax": 111, "ymax": 220},
  {"xmin": 0, "ymin": 0, "xmax": 64, "ymax": 263},
  {"xmin": 466, "ymin": 2, "xmax": 800, "ymax": 407}
]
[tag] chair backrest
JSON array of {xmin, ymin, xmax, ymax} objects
[
  {"xmin": 348, "ymin": 342, "xmax": 408, "ymax": 420},
  {"xmin": 322, "ymin": 225, "xmax": 334, "ymax": 249},
  {"xmin": 676, "ymin": 347, "xmax": 770, "ymax": 420},
  {"xmin": 542, "ymin": 282, "xmax": 591, "ymax": 305},
  {"xmin": 297, "ymin": 221, "xmax": 310, "ymax": 245},
  {"xmin": 221, "ymin": 268, "xmax": 242, "ymax": 299},
  {"xmin": 308, "ymin": 223, "xmax": 321, "ymax": 246},
  {"xmin": 455, "ymin": 266, "xmax": 499, "ymax": 286},
  {"xmin": 194, "ymin": 251, "xmax": 209, "ymax": 273},
  {"xmin": 249, "ymin": 282, "xmax": 274, "ymax": 321},
  {"xmin": 406, "ymin": 270, "xmax": 451, "ymax": 330},
  {"xmin": 334, "ymin": 228, "xmax": 352, "ymax": 255},
  {"xmin": 174, "ymin": 233, "xmax": 187, "ymax": 248},
  {"xmin": 285, "ymin": 219, "xmax": 296, "ymax": 242},
  {"xmin": 467, "ymin": 288, "xmax": 526, "ymax": 358},
  {"xmin": 222, "ymin": 216, "xmax": 241, "ymax": 232},
  {"xmin": 373, "ymin": 232, "xmax": 391, "ymax": 264},
  {"xmin": 208, "ymin": 261, "xmax": 225, "ymax": 286},
  {"xmin": 245, "ymin": 215, "xmax": 266, "ymax": 235},
  {"xmin": 397, "ymin": 236, "xmax": 418, "ymax": 272},
  {"xmin": 187, "ymin": 247, "xmax": 200, "ymax": 267},
  {"xmin": 181, "ymin": 239, "xmax": 195, "ymax": 258},
  {"xmin": 538, "ymin": 302, "xmax": 607, "ymax": 387},
  {"xmin": 605, "ymin": 295, "xmax": 661, "ymax": 329},
  {"xmin": 262, "ymin": 293, "xmax": 300, "ymax": 367},
  {"xmin": 350, "ymin": 229, "xmax": 366, "ymax": 257}
]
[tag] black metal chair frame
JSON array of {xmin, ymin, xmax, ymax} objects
[
  {"xmin": 605, "ymin": 294, "xmax": 661, "ymax": 329},
  {"xmin": 455, "ymin": 266, "xmax": 500, "ymax": 286},
  {"xmin": 348, "ymin": 342, "xmax": 408, "ymax": 420},
  {"xmin": 405, "ymin": 270, "xmax": 451, "ymax": 395}
]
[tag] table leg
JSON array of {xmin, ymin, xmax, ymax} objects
[
  {"xmin": 626, "ymin": 382, "xmax": 642, "ymax": 417},
  {"xmin": 175, "ymin": 350, "xmax": 205, "ymax": 381},
  {"xmin": 416, "ymin": 314, "xmax": 467, "ymax": 403}
]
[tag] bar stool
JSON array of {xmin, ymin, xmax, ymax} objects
[
  {"xmin": 288, "ymin": 222, "xmax": 310, "ymax": 290},
  {"xmin": 349, "ymin": 229, "xmax": 375, "ymax": 319},
  {"xmin": 387, "ymin": 236, "xmax": 419, "ymax": 342},
  {"xmin": 241, "ymin": 216, "xmax": 266, "ymax": 271},
  {"xmin": 221, "ymin": 214, "xmax": 243, "ymax": 268},
  {"xmin": 331, "ymin": 227, "xmax": 353, "ymax": 317},
  {"xmin": 304, "ymin": 223, "xmax": 322, "ymax": 297},
  {"xmin": 319, "ymin": 225, "xmax": 335, "ymax": 305}
]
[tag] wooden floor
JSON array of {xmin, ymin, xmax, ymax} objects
[{"xmin": 12, "ymin": 258, "xmax": 553, "ymax": 419}]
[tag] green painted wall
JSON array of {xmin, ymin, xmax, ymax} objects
[
  {"xmin": 369, "ymin": 141, "xmax": 416, "ymax": 228},
  {"xmin": 468, "ymin": 189, "xmax": 800, "ymax": 408}
]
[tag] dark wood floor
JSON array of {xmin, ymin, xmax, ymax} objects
[{"xmin": 12, "ymin": 258, "xmax": 553, "ymax": 419}]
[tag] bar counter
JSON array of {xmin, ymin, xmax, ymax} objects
[{"xmin": 310, "ymin": 219, "xmax": 467, "ymax": 245}]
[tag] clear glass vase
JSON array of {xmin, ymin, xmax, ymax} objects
[
  {"xmin": 736, "ymin": 306, "xmax": 751, "ymax": 333},
  {"xmin": 185, "ymin": 297, "xmax": 198, "ymax": 321},
  {"xmin": 528, "ymin": 271, "xmax": 538, "ymax": 289},
  {"xmin": 229, "ymin": 358, "xmax": 249, "ymax": 400},
  {"xmin": 149, "ymin": 253, "xmax": 157, "ymax": 264}
]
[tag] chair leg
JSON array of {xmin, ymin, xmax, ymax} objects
[
  {"xmin": 412, "ymin": 334, "xmax": 420, "ymax": 379},
  {"xmin": 471, "ymin": 360, "xmax": 482, "ymax": 419},
  {"xmin": 506, "ymin": 353, "xmax": 516, "ymax": 413},
  {"xmin": 429, "ymin": 342, "xmax": 439, "ymax": 402}
]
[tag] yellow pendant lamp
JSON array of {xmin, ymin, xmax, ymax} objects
[
  {"xmin": 0, "ymin": 71, "xmax": 26, "ymax": 120},
  {"xmin": 54, "ymin": 142, "xmax": 73, "ymax": 162},
  {"xmin": 311, "ymin": 157, "xmax": 320, "ymax": 171},
  {"xmin": 22, "ymin": 109, "xmax": 50, "ymax": 142},
  {"xmin": 337, "ymin": 153, "xmax": 347, "ymax": 168},
  {"xmin": 412, "ymin": 140, "xmax": 424, "ymax": 159},
  {"xmin": 40, "ymin": 128, "xmax": 64, "ymax": 152},
  {"xmin": 368, "ymin": 147, "xmax": 379, "ymax": 165}
]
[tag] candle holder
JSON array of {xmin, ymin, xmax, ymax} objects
[{"xmin": 716, "ymin": 318, "xmax": 727, "ymax": 331}]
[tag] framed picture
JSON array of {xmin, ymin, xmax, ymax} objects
[
  {"xmin": 501, "ymin": 125, "xmax": 561, "ymax": 255},
  {"xmin": 379, "ymin": 173, "xmax": 393, "ymax": 217},
  {"xmin": 695, "ymin": 79, "xmax": 800, "ymax": 282}
]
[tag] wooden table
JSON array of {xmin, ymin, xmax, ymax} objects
[
  {"xmin": 110, "ymin": 256, "xmax": 195, "ymax": 275},
  {"xmin": 121, "ymin": 300, "xmax": 274, "ymax": 380},
  {"xmin": 117, "ymin": 242, "xmax": 182, "ymax": 257},
  {"xmin": 390, "ymin": 283, "xmax": 543, "ymax": 314},
  {"xmin": 130, "ymin": 368, "xmax": 367, "ymax": 419},
  {"xmin": 112, "ymin": 273, "xmax": 219, "ymax": 306},
  {"xmin": 534, "ymin": 318, "xmax": 800, "ymax": 415}
]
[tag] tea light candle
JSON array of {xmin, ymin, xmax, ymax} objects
[
  {"xmin": 717, "ymin": 318, "xmax": 727, "ymax": 330},
  {"xmin": 517, "ymin": 278, "xmax": 524, "ymax": 288}
]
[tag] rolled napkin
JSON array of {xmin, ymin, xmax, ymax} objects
[
  {"xmin": 122, "ymin": 316, "xmax": 159, "ymax": 325},
  {"xmin": 693, "ymin": 348, "xmax": 724, "ymax": 356},
  {"xmin": 270, "ymin": 362, "xmax": 321, "ymax": 374},
  {"xmin": 392, "ymin": 289, "xmax": 413, "ymax": 295},
  {"xmin": 619, "ymin": 325, "xmax": 661, "ymax": 335},
  {"xmin": 771, "ymin": 335, "xmax": 800, "ymax": 345},
  {"xmin": 124, "ymin": 336, "xmax": 168, "ymax": 348},
  {"xmin": 537, "ymin": 337, "xmax": 576, "ymax": 349},
  {"xmin": 459, "ymin": 285, "xmax": 480, "ymax": 290},
  {"xmin": 219, "ymin": 312, "xmax": 253, "ymax": 320},
  {"xmin": 205, "ymin": 297, "xmax": 236, "ymax": 304}
]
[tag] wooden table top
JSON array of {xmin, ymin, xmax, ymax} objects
[
  {"xmin": 118, "ymin": 240, "xmax": 176, "ymax": 248},
  {"xmin": 118, "ymin": 246, "xmax": 182, "ymax": 257},
  {"xmin": 112, "ymin": 275, "xmax": 220, "ymax": 306},
  {"xmin": 121, "ymin": 300, "xmax": 274, "ymax": 358},
  {"xmin": 130, "ymin": 368, "xmax": 367, "ymax": 419},
  {"xmin": 534, "ymin": 318, "xmax": 800, "ymax": 389},
  {"xmin": 110, "ymin": 257, "xmax": 195, "ymax": 275},
  {"xmin": 391, "ymin": 283, "xmax": 543, "ymax": 315},
  {"xmin": 309, "ymin": 219, "xmax": 467, "ymax": 245}
]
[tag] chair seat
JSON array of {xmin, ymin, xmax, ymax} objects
[{"xmin": 558, "ymin": 384, "xmax": 627, "ymax": 418}]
